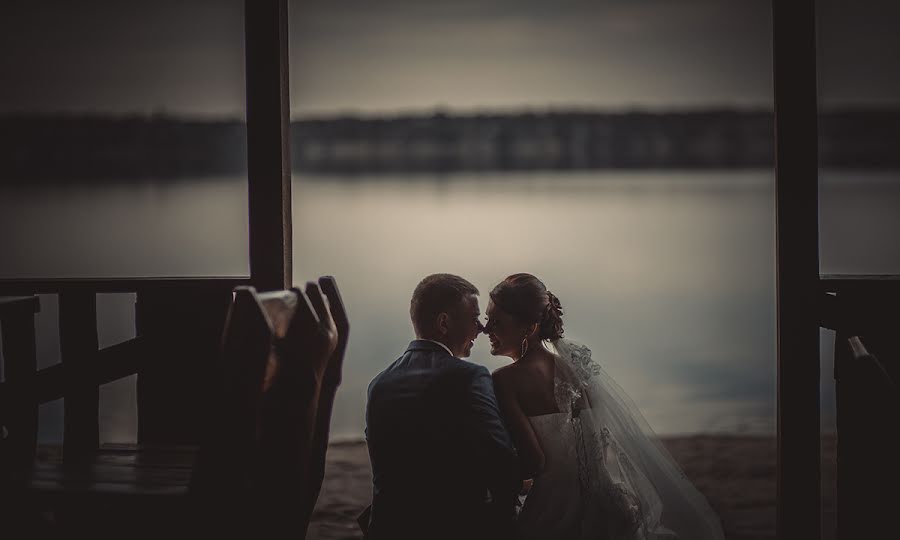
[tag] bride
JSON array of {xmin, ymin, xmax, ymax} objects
[{"xmin": 486, "ymin": 273, "xmax": 725, "ymax": 540}]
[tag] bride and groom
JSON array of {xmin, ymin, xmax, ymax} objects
[{"xmin": 363, "ymin": 273, "xmax": 725, "ymax": 540}]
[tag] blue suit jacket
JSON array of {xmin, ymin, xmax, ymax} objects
[{"xmin": 365, "ymin": 340, "xmax": 519, "ymax": 540}]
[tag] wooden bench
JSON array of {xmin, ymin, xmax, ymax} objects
[{"xmin": 0, "ymin": 277, "xmax": 349, "ymax": 537}]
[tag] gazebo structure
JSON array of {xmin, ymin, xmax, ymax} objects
[{"xmin": 0, "ymin": 1, "xmax": 897, "ymax": 538}]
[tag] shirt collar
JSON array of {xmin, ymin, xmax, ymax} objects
[{"xmin": 419, "ymin": 339, "xmax": 454, "ymax": 356}]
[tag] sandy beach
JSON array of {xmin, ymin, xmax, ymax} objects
[{"xmin": 308, "ymin": 435, "xmax": 837, "ymax": 540}]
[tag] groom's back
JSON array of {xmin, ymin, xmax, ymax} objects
[{"xmin": 365, "ymin": 340, "xmax": 516, "ymax": 540}]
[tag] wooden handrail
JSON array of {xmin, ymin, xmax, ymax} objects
[
  {"xmin": 821, "ymin": 274, "xmax": 900, "ymax": 295},
  {"xmin": 0, "ymin": 277, "xmax": 252, "ymax": 295},
  {"xmin": 820, "ymin": 274, "xmax": 900, "ymax": 333}
]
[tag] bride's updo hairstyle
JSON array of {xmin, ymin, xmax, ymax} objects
[{"xmin": 489, "ymin": 273, "xmax": 564, "ymax": 341}]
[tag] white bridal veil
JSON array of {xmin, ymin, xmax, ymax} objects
[{"xmin": 546, "ymin": 338, "xmax": 726, "ymax": 540}]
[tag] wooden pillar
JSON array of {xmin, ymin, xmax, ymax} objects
[
  {"xmin": 245, "ymin": 0, "xmax": 292, "ymax": 291},
  {"xmin": 58, "ymin": 292, "xmax": 99, "ymax": 466},
  {"xmin": 772, "ymin": 1, "xmax": 821, "ymax": 538},
  {"xmin": 0, "ymin": 296, "xmax": 40, "ymax": 486}
]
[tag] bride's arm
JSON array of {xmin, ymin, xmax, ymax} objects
[{"xmin": 492, "ymin": 369, "xmax": 545, "ymax": 479}]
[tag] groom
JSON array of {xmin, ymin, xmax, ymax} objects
[{"xmin": 364, "ymin": 274, "xmax": 520, "ymax": 540}]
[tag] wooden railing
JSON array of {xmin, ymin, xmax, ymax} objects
[{"xmin": 0, "ymin": 277, "xmax": 251, "ymax": 466}]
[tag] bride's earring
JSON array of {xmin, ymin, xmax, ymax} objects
[{"xmin": 520, "ymin": 335, "xmax": 529, "ymax": 360}]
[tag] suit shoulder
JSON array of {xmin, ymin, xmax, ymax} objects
[
  {"xmin": 367, "ymin": 356, "xmax": 401, "ymax": 393},
  {"xmin": 452, "ymin": 361, "xmax": 492, "ymax": 388},
  {"xmin": 367, "ymin": 370, "xmax": 384, "ymax": 397},
  {"xmin": 457, "ymin": 359, "xmax": 490, "ymax": 376},
  {"xmin": 435, "ymin": 359, "xmax": 487, "ymax": 385}
]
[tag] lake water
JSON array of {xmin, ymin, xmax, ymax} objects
[{"xmin": 2, "ymin": 170, "xmax": 898, "ymax": 442}]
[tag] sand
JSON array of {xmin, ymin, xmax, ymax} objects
[{"xmin": 307, "ymin": 436, "xmax": 837, "ymax": 540}]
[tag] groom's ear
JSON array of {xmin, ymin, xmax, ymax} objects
[{"xmin": 436, "ymin": 312, "xmax": 451, "ymax": 335}]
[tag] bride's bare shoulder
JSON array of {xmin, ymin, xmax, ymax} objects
[
  {"xmin": 493, "ymin": 358, "xmax": 548, "ymax": 388},
  {"xmin": 492, "ymin": 362, "xmax": 529, "ymax": 391},
  {"xmin": 492, "ymin": 362, "xmax": 517, "ymax": 381}
]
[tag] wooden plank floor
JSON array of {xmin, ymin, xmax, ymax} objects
[{"xmin": 30, "ymin": 444, "xmax": 197, "ymax": 502}]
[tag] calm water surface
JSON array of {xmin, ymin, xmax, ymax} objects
[{"xmin": 2, "ymin": 170, "xmax": 898, "ymax": 442}]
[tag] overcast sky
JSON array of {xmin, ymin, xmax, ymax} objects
[
  {"xmin": 289, "ymin": 0, "xmax": 775, "ymax": 115},
  {"xmin": 1, "ymin": 0, "xmax": 897, "ymax": 117}
]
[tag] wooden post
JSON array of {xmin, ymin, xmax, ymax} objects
[
  {"xmin": 58, "ymin": 292, "xmax": 99, "ymax": 467},
  {"xmin": 0, "ymin": 296, "xmax": 40, "ymax": 487},
  {"xmin": 245, "ymin": 0, "xmax": 292, "ymax": 291},
  {"xmin": 772, "ymin": 1, "xmax": 821, "ymax": 538}
]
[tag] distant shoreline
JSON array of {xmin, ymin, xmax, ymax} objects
[{"xmin": 3, "ymin": 108, "xmax": 900, "ymax": 182}]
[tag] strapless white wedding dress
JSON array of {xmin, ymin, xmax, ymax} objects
[
  {"xmin": 516, "ymin": 412, "xmax": 583, "ymax": 539},
  {"xmin": 514, "ymin": 339, "xmax": 725, "ymax": 540}
]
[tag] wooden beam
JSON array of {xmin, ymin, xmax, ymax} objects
[
  {"xmin": 245, "ymin": 0, "xmax": 292, "ymax": 291},
  {"xmin": 58, "ymin": 291, "xmax": 100, "ymax": 467},
  {"xmin": 772, "ymin": 1, "xmax": 821, "ymax": 538}
]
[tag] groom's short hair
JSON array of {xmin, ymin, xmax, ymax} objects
[{"xmin": 410, "ymin": 273, "xmax": 479, "ymax": 336}]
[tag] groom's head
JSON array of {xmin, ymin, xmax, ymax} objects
[{"xmin": 410, "ymin": 273, "xmax": 483, "ymax": 358}]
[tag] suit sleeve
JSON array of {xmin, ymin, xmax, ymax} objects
[{"xmin": 462, "ymin": 365, "xmax": 521, "ymax": 502}]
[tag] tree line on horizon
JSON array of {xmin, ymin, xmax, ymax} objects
[{"xmin": 1, "ymin": 109, "xmax": 898, "ymax": 182}]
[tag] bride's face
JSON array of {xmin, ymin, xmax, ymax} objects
[{"xmin": 485, "ymin": 299, "xmax": 529, "ymax": 359}]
